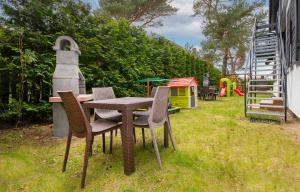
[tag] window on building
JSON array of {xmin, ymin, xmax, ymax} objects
[
  {"xmin": 297, "ymin": 0, "xmax": 300, "ymax": 61},
  {"xmin": 289, "ymin": 0, "xmax": 300, "ymax": 64},
  {"xmin": 291, "ymin": 0, "xmax": 297, "ymax": 64},
  {"xmin": 171, "ymin": 88, "xmax": 178, "ymax": 96},
  {"xmin": 178, "ymin": 88, "xmax": 186, "ymax": 96}
]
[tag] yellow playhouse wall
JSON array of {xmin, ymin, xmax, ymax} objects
[
  {"xmin": 169, "ymin": 96, "xmax": 190, "ymax": 108},
  {"xmin": 169, "ymin": 87, "xmax": 190, "ymax": 108}
]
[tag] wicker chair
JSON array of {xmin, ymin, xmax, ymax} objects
[
  {"xmin": 133, "ymin": 86, "xmax": 176, "ymax": 168},
  {"xmin": 58, "ymin": 91, "xmax": 121, "ymax": 188},
  {"xmin": 133, "ymin": 87, "xmax": 157, "ymax": 145},
  {"xmin": 92, "ymin": 87, "xmax": 122, "ymax": 121},
  {"xmin": 92, "ymin": 87, "xmax": 122, "ymax": 153},
  {"xmin": 133, "ymin": 87, "xmax": 157, "ymax": 116}
]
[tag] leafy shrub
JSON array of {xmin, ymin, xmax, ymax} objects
[{"xmin": 0, "ymin": 0, "xmax": 220, "ymax": 124}]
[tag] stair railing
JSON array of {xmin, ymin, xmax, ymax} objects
[{"xmin": 244, "ymin": 18, "xmax": 257, "ymax": 116}]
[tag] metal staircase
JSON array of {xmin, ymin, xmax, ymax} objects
[{"xmin": 244, "ymin": 20, "xmax": 287, "ymax": 121}]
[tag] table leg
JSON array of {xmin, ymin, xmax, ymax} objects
[
  {"xmin": 164, "ymin": 112, "xmax": 170, "ymax": 148},
  {"xmin": 121, "ymin": 110, "xmax": 135, "ymax": 175}
]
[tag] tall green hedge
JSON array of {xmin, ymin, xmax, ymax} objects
[{"xmin": 0, "ymin": 0, "xmax": 220, "ymax": 123}]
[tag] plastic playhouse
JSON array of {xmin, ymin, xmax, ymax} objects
[
  {"xmin": 219, "ymin": 78, "xmax": 244, "ymax": 97},
  {"xmin": 166, "ymin": 77, "xmax": 198, "ymax": 108}
]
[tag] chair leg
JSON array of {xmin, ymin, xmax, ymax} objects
[
  {"xmin": 149, "ymin": 127, "xmax": 162, "ymax": 169},
  {"xmin": 109, "ymin": 130, "xmax": 113, "ymax": 154},
  {"xmin": 102, "ymin": 133, "xmax": 106, "ymax": 153},
  {"xmin": 89, "ymin": 135, "xmax": 94, "ymax": 157},
  {"xmin": 133, "ymin": 127, "xmax": 136, "ymax": 143},
  {"xmin": 81, "ymin": 136, "xmax": 92, "ymax": 188},
  {"xmin": 115, "ymin": 129, "xmax": 118, "ymax": 136},
  {"xmin": 142, "ymin": 128, "xmax": 146, "ymax": 148},
  {"xmin": 62, "ymin": 132, "xmax": 72, "ymax": 172},
  {"xmin": 167, "ymin": 120, "xmax": 176, "ymax": 151}
]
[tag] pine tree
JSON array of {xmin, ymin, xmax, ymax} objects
[
  {"xmin": 194, "ymin": 0, "xmax": 265, "ymax": 75},
  {"xmin": 98, "ymin": 0, "xmax": 177, "ymax": 27}
]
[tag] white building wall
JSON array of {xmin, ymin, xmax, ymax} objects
[
  {"xmin": 287, "ymin": 64, "xmax": 300, "ymax": 117},
  {"xmin": 281, "ymin": 0, "xmax": 300, "ymax": 118}
]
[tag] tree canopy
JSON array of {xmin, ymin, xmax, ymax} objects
[
  {"xmin": 98, "ymin": 0, "xmax": 178, "ymax": 27},
  {"xmin": 194, "ymin": 0, "xmax": 265, "ymax": 75}
]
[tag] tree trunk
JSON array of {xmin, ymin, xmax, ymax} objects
[
  {"xmin": 0, "ymin": 69, "xmax": 10, "ymax": 107},
  {"xmin": 222, "ymin": 50, "xmax": 228, "ymax": 76},
  {"xmin": 228, "ymin": 50, "xmax": 235, "ymax": 74},
  {"xmin": 231, "ymin": 57, "xmax": 235, "ymax": 74}
]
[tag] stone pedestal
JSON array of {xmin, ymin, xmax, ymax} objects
[{"xmin": 53, "ymin": 103, "xmax": 69, "ymax": 137}]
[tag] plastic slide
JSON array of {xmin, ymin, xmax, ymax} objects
[
  {"xmin": 220, "ymin": 87, "xmax": 226, "ymax": 97},
  {"xmin": 234, "ymin": 89, "xmax": 244, "ymax": 96}
]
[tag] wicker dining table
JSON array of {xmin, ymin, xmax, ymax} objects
[{"xmin": 83, "ymin": 97, "xmax": 170, "ymax": 175}]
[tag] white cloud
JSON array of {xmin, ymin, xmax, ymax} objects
[
  {"xmin": 86, "ymin": 0, "xmax": 204, "ymax": 48},
  {"xmin": 172, "ymin": 0, "xmax": 194, "ymax": 15},
  {"xmin": 193, "ymin": 45, "xmax": 202, "ymax": 50},
  {"xmin": 148, "ymin": 19, "xmax": 203, "ymax": 38},
  {"xmin": 145, "ymin": 0, "xmax": 204, "ymax": 48}
]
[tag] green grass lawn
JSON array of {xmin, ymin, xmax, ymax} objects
[{"xmin": 1, "ymin": 96, "xmax": 300, "ymax": 192}]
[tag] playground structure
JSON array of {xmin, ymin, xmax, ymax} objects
[
  {"xmin": 219, "ymin": 77, "xmax": 244, "ymax": 97},
  {"xmin": 138, "ymin": 77, "xmax": 199, "ymax": 109},
  {"xmin": 166, "ymin": 77, "xmax": 198, "ymax": 108}
]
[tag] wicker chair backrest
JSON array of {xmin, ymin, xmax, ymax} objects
[
  {"xmin": 92, "ymin": 87, "xmax": 116, "ymax": 117},
  {"xmin": 58, "ymin": 91, "xmax": 88, "ymax": 138},
  {"xmin": 149, "ymin": 86, "xmax": 169, "ymax": 125},
  {"xmin": 150, "ymin": 87, "xmax": 157, "ymax": 97}
]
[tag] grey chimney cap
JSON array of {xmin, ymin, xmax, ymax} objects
[{"xmin": 53, "ymin": 36, "xmax": 81, "ymax": 55}]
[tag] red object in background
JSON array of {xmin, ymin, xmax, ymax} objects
[
  {"xmin": 234, "ymin": 89, "xmax": 244, "ymax": 96},
  {"xmin": 166, "ymin": 77, "xmax": 198, "ymax": 87},
  {"xmin": 220, "ymin": 87, "xmax": 226, "ymax": 97}
]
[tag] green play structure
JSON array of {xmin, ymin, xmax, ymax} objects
[
  {"xmin": 219, "ymin": 77, "xmax": 244, "ymax": 97},
  {"xmin": 219, "ymin": 78, "xmax": 233, "ymax": 97}
]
